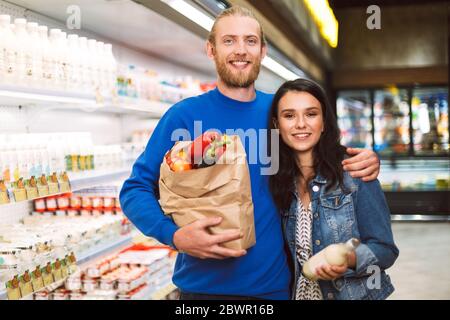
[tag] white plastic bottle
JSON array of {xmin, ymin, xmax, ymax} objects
[
  {"xmin": 60, "ymin": 31, "xmax": 69, "ymax": 89},
  {"xmin": 25, "ymin": 22, "xmax": 40, "ymax": 86},
  {"xmin": 78, "ymin": 37, "xmax": 90, "ymax": 93},
  {"xmin": 0, "ymin": 15, "xmax": 15, "ymax": 83},
  {"xmin": 67, "ymin": 34, "xmax": 80, "ymax": 92},
  {"xmin": 87, "ymin": 39, "xmax": 100, "ymax": 91},
  {"xmin": 49, "ymin": 28, "xmax": 62, "ymax": 89},
  {"xmin": 302, "ymin": 238, "xmax": 360, "ymax": 281},
  {"xmin": 38, "ymin": 25, "xmax": 50, "ymax": 87},
  {"xmin": 104, "ymin": 43, "xmax": 117, "ymax": 97},
  {"xmin": 13, "ymin": 18, "xmax": 29, "ymax": 85}
]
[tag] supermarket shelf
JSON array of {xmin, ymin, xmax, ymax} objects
[
  {"xmin": 0, "ymin": 85, "xmax": 172, "ymax": 117},
  {"xmin": 0, "ymin": 233, "xmax": 133, "ymax": 300},
  {"xmin": 69, "ymin": 168, "xmax": 131, "ymax": 192},
  {"xmin": 76, "ymin": 234, "xmax": 134, "ymax": 266},
  {"xmin": 0, "ymin": 168, "xmax": 131, "ymax": 209}
]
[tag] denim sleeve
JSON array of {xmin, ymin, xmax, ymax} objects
[
  {"xmin": 352, "ymin": 178, "xmax": 399, "ymax": 277},
  {"xmin": 119, "ymin": 106, "xmax": 185, "ymax": 248}
]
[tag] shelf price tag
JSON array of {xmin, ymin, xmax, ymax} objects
[
  {"xmin": 6, "ymin": 276, "xmax": 21, "ymax": 300},
  {"xmin": 31, "ymin": 266, "xmax": 44, "ymax": 292},
  {"xmin": 19, "ymin": 271, "xmax": 33, "ymax": 297}
]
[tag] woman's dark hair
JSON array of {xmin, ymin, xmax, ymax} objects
[{"xmin": 268, "ymin": 78, "xmax": 347, "ymax": 212}]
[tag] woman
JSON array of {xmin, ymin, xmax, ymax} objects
[{"xmin": 269, "ymin": 79, "xmax": 399, "ymax": 300}]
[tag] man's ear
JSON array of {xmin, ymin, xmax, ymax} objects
[
  {"xmin": 206, "ymin": 41, "xmax": 215, "ymax": 61},
  {"xmin": 261, "ymin": 43, "xmax": 267, "ymax": 60}
]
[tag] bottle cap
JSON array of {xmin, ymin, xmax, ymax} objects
[{"xmin": 345, "ymin": 238, "xmax": 360, "ymax": 250}]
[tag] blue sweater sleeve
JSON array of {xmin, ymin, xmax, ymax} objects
[
  {"xmin": 353, "ymin": 178, "xmax": 399, "ymax": 276},
  {"xmin": 119, "ymin": 106, "xmax": 186, "ymax": 248}
]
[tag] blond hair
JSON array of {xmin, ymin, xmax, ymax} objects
[{"xmin": 208, "ymin": 6, "xmax": 266, "ymax": 46}]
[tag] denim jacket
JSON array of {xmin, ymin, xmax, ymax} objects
[{"xmin": 281, "ymin": 171, "xmax": 399, "ymax": 300}]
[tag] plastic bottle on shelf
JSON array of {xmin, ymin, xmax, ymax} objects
[
  {"xmin": 49, "ymin": 28, "xmax": 62, "ymax": 89},
  {"xmin": 13, "ymin": 18, "xmax": 29, "ymax": 85},
  {"xmin": 67, "ymin": 34, "xmax": 80, "ymax": 92},
  {"xmin": 104, "ymin": 43, "xmax": 117, "ymax": 97},
  {"xmin": 78, "ymin": 37, "xmax": 90, "ymax": 94},
  {"xmin": 0, "ymin": 14, "xmax": 15, "ymax": 83},
  {"xmin": 26, "ymin": 22, "xmax": 41, "ymax": 86},
  {"xmin": 38, "ymin": 25, "xmax": 51, "ymax": 88},
  {"xmin": 87, "ymin": 39, "xmax": 100, "ymax": 92},
  {"xmin": 59, "ymin": 31, "xmax": 69, "ymax": 90}
]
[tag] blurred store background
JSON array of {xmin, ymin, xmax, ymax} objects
[{"xmin": 0, "ymin": 0, "xmax": 448, "ymax": 300}]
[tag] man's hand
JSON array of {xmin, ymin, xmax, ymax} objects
[
  {"xmin": 173, "ymin": 216, "xmax": 247, "ymax": 260},
  {"xmin": 342, "ymin": 147, "xmax": 380, "ymax": 182}
]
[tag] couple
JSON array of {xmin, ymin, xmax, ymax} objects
[{"xmin": 120, "ymin": 6, "xmax": 398, "ymax": 300}]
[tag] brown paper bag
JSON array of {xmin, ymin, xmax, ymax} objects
[{"xmin": 159, "ymin": 135, "xmax": 255, "ymax": 250}]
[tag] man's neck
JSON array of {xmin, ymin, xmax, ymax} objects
[{"xmin": 217, "ymin": 79, "xmax": 257, "ymax": 102}]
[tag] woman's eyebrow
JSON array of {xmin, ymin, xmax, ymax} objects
[{"xmin": 279, "ymin": 106, "xmax": 320, "ymax": 112}]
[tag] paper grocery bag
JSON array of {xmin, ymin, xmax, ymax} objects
[{"xmin": 159, "ymin": 135, "xmax": 255, "ymax": 250}]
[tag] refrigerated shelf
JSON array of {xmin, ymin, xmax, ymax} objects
[{"xmin": 0, "ymin": 234, "xmax": 133, "ymax": 300}]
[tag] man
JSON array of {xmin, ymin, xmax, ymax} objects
[{"xmin": 119, "ymin": 6, "xmax": 380, "ymax": 300}]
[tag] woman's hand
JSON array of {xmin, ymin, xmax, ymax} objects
[
  {"xmin": 314, "ymin": 251, "xmax": 356, "ymax": 281},
  {"xmin": 342, "ymin": 147, "xmax": 380, "ymax": 182}
]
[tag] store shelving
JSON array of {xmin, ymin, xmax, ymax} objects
[
  {"xmin": 0, "ymin": 84, "xmax": 173, "ymax": 118},
  {"xmin": 0, "ymin": 233, "xmax": 133, "ymax": 300},
  {"xmin": 0, "ymin": 168, "xmax": 131, "ymax": 208}
]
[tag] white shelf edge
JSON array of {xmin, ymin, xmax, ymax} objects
[{"xmin": 0, "ymin": 85, "xmax": 173, "ymax": 117}]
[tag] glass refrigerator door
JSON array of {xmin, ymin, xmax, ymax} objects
[
  {"xmin": 374, "ymin": 88, "xmax": 410, "ymax": 155},
  {"xmin": 336, "ymin": 91, "xmax": 372, "ymax": 149},
  {"xmin": 411, "ymin": 87, "xmax": 449, "ymax": 155}
]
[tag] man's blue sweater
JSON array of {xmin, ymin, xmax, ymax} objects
[{"xmin": 119, "ymin": 88, "xmax": 291, "ymax": 299}]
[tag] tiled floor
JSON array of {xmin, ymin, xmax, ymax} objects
[{"xmin": 387, "ymin": 222, "xmax": 450, "ymax": 300}]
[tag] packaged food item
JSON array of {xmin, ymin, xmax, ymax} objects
[
  {"xmin": 70, "ymin": 195, "xmax": 81, "ymax": 209},
  {"xmin": 82, "ymin": 196, "xmax": 92, "ymax": 209},
  {"xmin": 82, "ymin": 277, "xmax": 97, "ymax": 292},
  {"xmin": 65, "ymin": 274, "xmax": 82, "ymax": 291},
  {"xmin": 103, "ymin": 197, "xmax": 114, "ymax": 209},
  {"xmin": 52, "ymin": 289, "xmax": 69, "ymax": 300},
  {"xmin": 45, "ymin": 196, "xmax": 57, "ymax": 211},
  {"xmin": 57, "ymin": 194, "xmax": 70, "ymax": 209},
  {"xmin": 91, "ymin": 196, "xmax": 103, "ymax": 209},
  {"xmin": 69, "ymin": 291, "xmax": 84, "ymax": 300},
  {"xmin": 34, "ymin": 290, "xmax": 50, "ymax": 300},
  {"xmin": 34, "ymin": 198, "xmax": 46, "ymax": 212}
]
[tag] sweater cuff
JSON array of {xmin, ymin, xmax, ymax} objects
[{"xmin": 158, "ymin": 221, "xmax": 180, "ymax": 249}]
